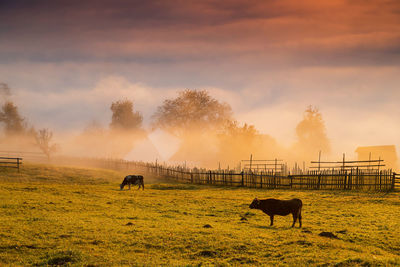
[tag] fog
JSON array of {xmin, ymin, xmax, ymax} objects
[
  {"xmin": 0, "ymin": 84, "xmax": 398, "ymax": 172},
  {"xmin": 1, "ymin": 0, "xmax": 400, "ymax": 171}
]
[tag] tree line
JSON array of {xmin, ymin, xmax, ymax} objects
[
  {"xmin": 0, "ymin": 83, "xmax": 330, "ymax": 166},
  {"xmin": 0, "ymin": 83, "xmax": 57, "ymax": 159}
]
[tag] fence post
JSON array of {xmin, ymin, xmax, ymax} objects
[
  {"xmin": 209, "ymin": 171, "xmax": 212, "ymax": 184},
  {"xmin": 392, "ymin": 172, "xmax": 396, "ymax": 191},
  {"xmin": 17, "ymin": 158, "xmax": 20, "ymax": 172},
  {"xmin": 191, "ymin": 172, "xmax": 193, "ymax": 184},
  {"xmin": 348, "ymin": 171, "xmax": 352, "ymax": 190},
  {"xmin": 241, "ymin": 171, "xmax": 244, "ymax": 187}
]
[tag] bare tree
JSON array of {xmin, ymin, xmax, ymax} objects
[{"xmin": 35, "ymin": 128, "xmax": 58, "ymax": 160}]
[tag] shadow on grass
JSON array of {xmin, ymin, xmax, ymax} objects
[
  {"xmin": 252, "ymin": 225, "xmax": 277, "ymax": 230},
  {"xmin": 150, "ymin": 184, "xmax": 201, "ymax": 190},
  {"xmin": 251, "ymin": 224, "xmax": 299, "ymax": 231},
  {"xmin": 117, "ymin": 188, "xmax": 144, "ymax": 191},
  {"xmin": 35, "ymin": 250, "xmax": 82, "ymax": 266}
]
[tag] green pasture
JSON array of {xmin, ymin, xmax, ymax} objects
[{"xmin": 0, "ymin": 163, "xmax": 399, "ymax": 266}]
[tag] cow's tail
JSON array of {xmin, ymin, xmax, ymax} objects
[
  {"xmin": 297, "ymin": 199, "xmax": 303, "ymax": 216},
  {"xmin": 297, "ymin": 202, "xmax": 302, "ymax": 228}
]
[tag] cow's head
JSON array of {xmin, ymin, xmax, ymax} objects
[
  {"xmin": 120, "ymin": 183, "xmax": 124, "ymax": 190},
  {"xmin": 249, "ymin": 198, "xmax": 260, "ymax": 209}
]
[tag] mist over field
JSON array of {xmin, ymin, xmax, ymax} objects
[
  {"xmin": 1, "ymin": 0, "xmax": 400, "ymax": 169},
  {"xmin": 1, "ymin": 84, "xmax": 398, "ymax": 171}
]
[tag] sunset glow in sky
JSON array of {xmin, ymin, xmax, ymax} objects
[{"xmin": 1, "ymin": 0, "xmax": 400, "ymax": 158}]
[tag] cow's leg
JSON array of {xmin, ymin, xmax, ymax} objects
[
  {"xmin": 129, "ymin": 184, "xmax": 131, "ymax": 190},
  {"xmin": 291, "ymin": 213, "xmax": 297, "ymax": 227},
  {"xmin": 142, "ymin": 182, "xmax": 144, "ymax": 190},
  {"xmin": 298, "ymin": 209, "xmax": 302, "ymax": 228},
  {"xmin": 269, "ymin": 215, "xmax": 274, "ymax": 226}
]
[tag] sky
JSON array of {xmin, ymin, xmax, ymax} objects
[{"xmin": 1, "ymin": 0, "xmax": 400, "ymax": 159}]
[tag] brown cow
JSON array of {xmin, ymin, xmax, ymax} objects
[{"xmin": 249, "ymin": 198, "xmax": 302, "ymax": 227}]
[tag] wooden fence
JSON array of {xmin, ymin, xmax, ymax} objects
[
  {"xmin": 86, "ymin": 159, "xmax": 395, "ymax": 192},
  {"xmin": 0, "ymin": 157, "xmax": 22, "ymax": 171},
  {"xmin": 47, "ymin": 156, "xmax": 400, "ymax": 192},
  {"xmin": 0, "ymin": 151, "xmax": 46, "ymax": 162},
  {"xmin": 394, "ymin": 173, "xmax": 400, "ymax": 191}
]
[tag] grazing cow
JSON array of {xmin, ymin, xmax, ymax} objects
[
  {"xmin": 120, "ymin": 175, "xmax": 144, "ymax": 190},
  {"xmin": 249, "ymin": 198, "xmax": 302, "ymax": 227}
]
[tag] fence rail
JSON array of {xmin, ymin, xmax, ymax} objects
[
  {"xmin": 143, "ymin": 165, "xmax": 394, "ymax": 192},
  {"xmin": 0, "ymin": 157, "xmax": 22, "ymax": 171},
  {"xmin": 33, "ymin": 156, "xmax": 398, "ymax": 192},
  {"xmin": 0, "ymin": 151, "xmax": 46, "ymax": 162},
  {"xmin": 64, "ymin": 158, "xmax": 396, "ymax": 192},
  {"xmin": 394, "ymin": 173, "xmax": 400, "ymax": 191}
]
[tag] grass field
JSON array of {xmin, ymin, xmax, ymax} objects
[{"xmin": 1, "ymin": 163, "xmax": 400, "ymax": 266}]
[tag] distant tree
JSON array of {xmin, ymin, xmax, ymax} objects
[
  {"xmin": 295, "ymin": 106, "xmax": 331, "ymax": 156},
  {"xmin": 0, "ymin": 101, "xmax": 26, "ymax": 135},
  {"xmin": 220, "ymin": 120, "xmax": 258, "ymax": 139},
  {"xmin": 217, "ymin": 120, "xmax": 258, "ymax": 160},
  {"xmin": 0, "ymin": 83, "xmax": 11, "ymax": 98},
  {"xmin": 34, "ymin": 128, "xmax": 58, "ymax": 160},
  {"xmin": 83, "ymin": 120, "xmax": 105, "ymax": 135},
  {"xmin": 217, "ymin": 120, "xmax": 279, "ymax": 165},
  {"xmin": 152, "ymin": 89, "xmax": 233, "ymax": 136},
  {"xmin": 110, "ymin": 99, "xmax": 143, "ymax": 131}
]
